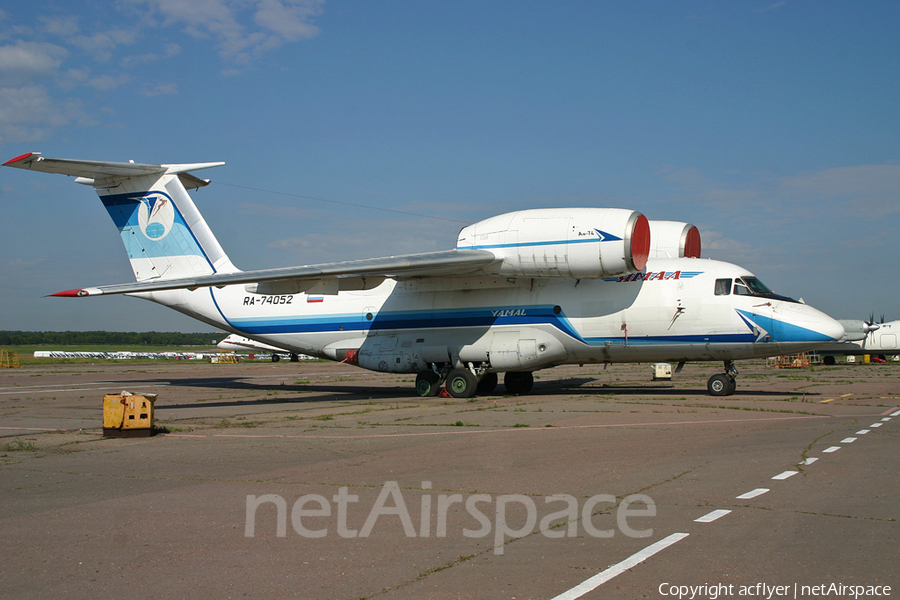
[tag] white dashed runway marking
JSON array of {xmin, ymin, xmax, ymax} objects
[
  {"xmin": 695, "ymin": 509, "xmax": 731, "ymax": 523},
  {"xmin": 736, "ymin": 488, "xmax": 770, "ymax": 499},
  {"xmin": 549, "ymin": 533, "xmax": 690, "ymax": 600}
]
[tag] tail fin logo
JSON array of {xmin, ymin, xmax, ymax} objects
[{"xmin": 137, "ymin": 193, "xmax": 175, "ymax": 240}]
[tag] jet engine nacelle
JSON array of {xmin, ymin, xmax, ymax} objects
[
  {"xmin": 457, "ymin": 208, "xmax": 650, "ymax": 278},
  {"xmin": 648, "ymin": 220, "xmax": 701, "ymax": 259}
]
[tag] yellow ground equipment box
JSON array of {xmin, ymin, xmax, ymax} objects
[
  {"xmin": 652, "ymin": 363, "xmax": 672, "ymax": 380},
  {"xmin": 103, "ymin": 391, "xmax": 157, "ymax": 437}
]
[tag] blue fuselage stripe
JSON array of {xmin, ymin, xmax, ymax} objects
[{"xmin": 220, "ymin": 304, "xmax": 824, "ymax": 347}]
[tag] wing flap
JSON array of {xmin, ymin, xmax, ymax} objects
[{"xmin": 50, "ymin": 249, "xmax": 499, "ymax": 297}]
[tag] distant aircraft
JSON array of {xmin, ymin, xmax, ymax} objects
[
  {"xmin": 820, "ymin": 318, "xmax": 900, "ymax": 364},
  {"xmin": 4, "ymin": 152, "xmax": 844, "ymax": 397},
  {"xmin": 217, "ymin": 334, "xmax": 300, "ymax": 362}
]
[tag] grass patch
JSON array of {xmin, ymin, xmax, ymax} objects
[{"xmin": 4, "ymin": 438, "xmax": 37, "ymax": 451}]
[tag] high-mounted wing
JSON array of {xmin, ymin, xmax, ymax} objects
[{"xmin": 50, "ymin": 249, "xmax": 498, "ymax": 297}]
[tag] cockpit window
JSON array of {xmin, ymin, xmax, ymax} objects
[
  {"xmin": 731, "ymin": 276, "xmax": 798, "ymax": 303},
  {"xmin": 743, "ymin": 277, "xmax": 774, "ymax": 294},
  {"xmin": 715, "ymin": 278, "xmax": 731, "ymax": 295}
]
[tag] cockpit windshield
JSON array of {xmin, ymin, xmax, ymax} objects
[
  {"xmin": 714, "ymin": 276, "xmax": 798, "ymax": 303},
  {"xmin": 734, "ymin": 277, "xmax": 769, "ymax": 296}
]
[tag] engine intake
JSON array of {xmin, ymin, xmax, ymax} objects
[{"xmin": 648, "ymin": 220, "xmax": 701, "ymax": 258}]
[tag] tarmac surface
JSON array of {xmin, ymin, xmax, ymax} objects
[{"xmin": 0, "ymin": 358, "xmax": 897, "ymax": 599}]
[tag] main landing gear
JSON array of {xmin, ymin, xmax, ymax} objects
[
  {"xmin": 707, "ymin": 360, "xmax": 738, "ymax": 396},
  {"xmin": 415, "ymin": 369, "xmax": 533, "ymax": 398}
]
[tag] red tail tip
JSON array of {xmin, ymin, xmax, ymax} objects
[
  {"xmin": 4, "ymin": 152, "xmax": 38, "ymax": 166},
  {"xmin": 48, "ymin": 289, "xmax": 88, "ymax": 297}
]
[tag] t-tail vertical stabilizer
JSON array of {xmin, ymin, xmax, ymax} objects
[{"xmin": 3, "ymin": 152, "xmax": 238, "ymax": 282}]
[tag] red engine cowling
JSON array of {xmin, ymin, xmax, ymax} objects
[
  {"xmin": 457, "ymin": 208, "xmax": 650, "ymax": 278},
  {"xmin": 648, "ymin": 220, "xmax": 701, "ymax": 259}
]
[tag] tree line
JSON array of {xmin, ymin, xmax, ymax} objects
[{"xmin": 0, "ymin": 331, "xmax": 221, "ymax": 346}]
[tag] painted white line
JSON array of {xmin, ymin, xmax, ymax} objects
[
  {"xmin": 881, "ymin": 417, "xmax": 891, "ymax": 422},
  {"xmin": 870, "ymin": 423, "xmax": 883, "ymax": 428},
  {"xmin": 0, "ymin": 426, "xmax": 71, "ymax": 432},
  {"xmin": 891, "ymin": 410, "xmax": 900, "ymax": 417},
  {"xmin": 736, "ymin": 488, "xmax": 769, "ymax": 500},
  {"xmin": 0, "ymin": 387, "xmax": 124, "ymax": 396},
  {"xmin": 695, "ymin": 509, "xmax": 731, "ymax": 523},
  {"xmin": 841, "ymin": 437, "xmax": 857, "ymax": 444},
  {"xmin": 857, "ymin": 430, "xmax": 870, "ymax": 435},
  {"xmin": 772, "ymin": 471, "xmax": 798, "ymax": 480},
  {"xmin": 799, "ymin": 457, "xmax": 818, "ymax": 465},
  {"xmin": 823, "ymin": 446, "xmax": 841, "ymax": 453},
  {"xmin": 549, "ymin": 533, "xmax": 689, "ymax": 600}
]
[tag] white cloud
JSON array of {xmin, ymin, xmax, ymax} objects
[
  {"xmin": 120, "ymin": 42, "xmax": 181, "ymax": 67},
  {"xmin": 659, "ymin": 162, "xmax": 900, "ymax": 214},
  {"xmin": 88, "ymin": 73, "xmax": 131, "ymax": 91},
  {"xmin": 0, "ymin": 1, "xmax": 324, "ymax": 144},
  {"xmin": 68, "ymin": 28, "xmax": 136, "ymax": 62},
  {"xmin": 40, "ymin": 15, "xmax": 80, "ymax": 37},
  {"xmin": 254, "ymin": 0, "xmax": 322, "ymax": 40},
  {"xmin": 0, "ymin": 41, "xmax": 68, "ymax": 80},
  {"xmin": 133, "ymin": 0, "xmax": 323, "ymax": 61},
  {"xmin": 141, "ymin": 81, "xmax": 178, "ymax": 96},
  {"xmin": 0, "ymin": 85, "xmax": 77, "ymax": 144},
  {"xmin": 779, "ymin": 164, "xmax": 900, "ymax": 202}
]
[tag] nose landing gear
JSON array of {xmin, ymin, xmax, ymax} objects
[{"xmin": 707, "ymin": 360, "xmax": 738, "ymax": 396}]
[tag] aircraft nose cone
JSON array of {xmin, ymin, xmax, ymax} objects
[
  {"xmin": 822, "ymin": 316, "xmax": 845, "ymax": 342},
  {"xmin": 813, "ymin": 309, "xmax": 845, "ymax": 341}
]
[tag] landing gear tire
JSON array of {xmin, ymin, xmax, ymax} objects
[
  {"xmin": 476, "ymin": 372, "xmax": 498, "ymax": 395},
  {"xmin": 271, "ymin": 354, "xmax": 281, "ymax": 362},
  {"xmin": 447, "ymin": 369, "xmax": 477, "ymax": 398},
  {"xmin": 504, "ymin": 371, "xmax": 534, "ymax": 395},
  {"xmin": 823, "ymin": 355, "xmax": 836, "ymax": 366},
  {"xmin": 290, "ymin": 353, "xmax": 299, "ymax": 362},
  {"xmin": 415, "ymin": 371, "xmax": 442, "ymax": 397},
  {"xmin": 707, "ymin": 373, "xmax": 736, "ymax": 396}
]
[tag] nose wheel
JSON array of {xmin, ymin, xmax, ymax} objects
[{"xmin": 707, "ymin": 361, "xmax": 738, "ymax": 396}]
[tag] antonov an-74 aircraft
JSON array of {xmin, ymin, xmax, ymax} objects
[{"xmin": 4, "ymin": 152, "xmax": 844, "ymax": 397}]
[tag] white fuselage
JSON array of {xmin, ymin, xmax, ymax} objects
[{"xmin": 141, "ymin": 257, "xmax": 843, "ymax": 374}]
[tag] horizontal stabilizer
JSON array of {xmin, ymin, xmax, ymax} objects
[{"xmin": 3, "ymin": 152, "xmax": 223, "ymax": 189}]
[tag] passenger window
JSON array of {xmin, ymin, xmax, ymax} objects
[{"xmin": 715, "ymin": 279, "xmax": 731, "ymax": 295}]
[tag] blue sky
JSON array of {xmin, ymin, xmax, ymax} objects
[{"xmin": 1, "ymin": 1, "xmax": 898, "ymax": 332}]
